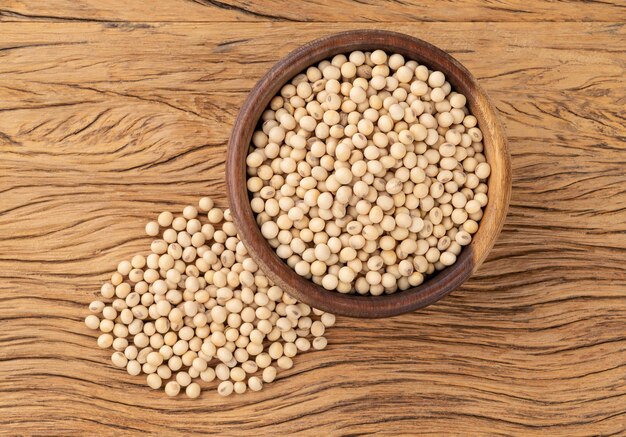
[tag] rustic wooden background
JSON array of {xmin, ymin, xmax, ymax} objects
[{"xmin": 1, "ymin": 1, "xmax": 625, "ymax": 435}]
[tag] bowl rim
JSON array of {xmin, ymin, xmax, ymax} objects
[{"xmin": 227, "ymin": 29, "xmax": 511, "ymax": 318}]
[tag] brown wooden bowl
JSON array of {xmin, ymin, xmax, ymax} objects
[{"xmin": 227, "ymin": 30, "xmax": 511, "ymax": 318}]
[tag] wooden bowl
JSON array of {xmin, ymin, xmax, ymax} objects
[{"xmin": 227, "ymin": 30, "xmax": 511, "ymax": 318}]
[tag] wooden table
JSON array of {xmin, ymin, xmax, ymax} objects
[{"xmin": 1, "ymin": 1, "xmax": 625, "ymax": 435}]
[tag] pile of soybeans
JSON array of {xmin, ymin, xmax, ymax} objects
[{"xmin": 85, "ymin": 197, "xmax": 334, "ymax": 398}]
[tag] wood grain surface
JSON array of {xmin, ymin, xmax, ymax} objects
[{"xmin": 1, "ymin": 1, "xmax": 625, "ymax": 435}]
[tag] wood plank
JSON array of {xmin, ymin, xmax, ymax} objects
[
  {"xmin": 1, "ymin": 21, "xmax": 625, "ymax": 435},
  {"xmin": 1, "ymin": 0, "xmax": 625, "ymax": 23}
]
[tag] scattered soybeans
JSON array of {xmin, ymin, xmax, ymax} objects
[{"xmin": 86, "ymin": 197, "xmax": 332, "ymax": 398}]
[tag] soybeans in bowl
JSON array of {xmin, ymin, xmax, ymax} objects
[{"xmin": 227, "ymin": 31, "xmax": 510, "ymax": 317}]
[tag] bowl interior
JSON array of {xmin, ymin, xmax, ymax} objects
[{"xmin": 227, "ymin": 30, "xmax": 510, "ymax": 318}]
